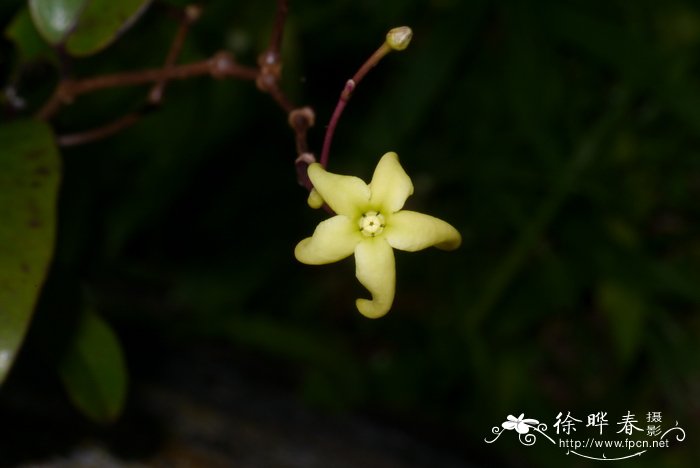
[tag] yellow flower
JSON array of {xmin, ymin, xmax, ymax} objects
[{"xmin": 295, "ymin": 152, "xmax": 461, "ymax": 318}]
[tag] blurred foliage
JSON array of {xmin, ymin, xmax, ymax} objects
[
  {"xmin": 0, "ymin": 120, "xmax": 59, "ymax": 385},
  {"xmin": 57, "ymin": 304, "xmax": 128, "ymax": 423},
  {"xmin": 2, "ymin": 0, "xmax": 700, "ymax": 466},
  {"xmin": 28, "ymin": 0, "xmax": 151, "ymax": 56}
]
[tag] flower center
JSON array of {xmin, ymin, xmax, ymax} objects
[{"xmin": 359, "ymin": 211, "xmax": 386, "ymax": 237}]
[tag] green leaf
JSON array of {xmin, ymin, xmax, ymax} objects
[
  {"xmin": 5, "ymin": 7, "xmax": 57, "ymax": 63},
  {"xmin": 0, "ymin": 120, "xmax": 60, "ymax": 385},
  {"xmin": 58, "ymin": 308, "xmax": 128, "ymax": 423},
  {"xmin": 65, "ymin": 0, "xmax": 152, "ymax": 57},
  {"xmin": 28, "ymin": 0, "xmax": 87, "ymax": 45}
]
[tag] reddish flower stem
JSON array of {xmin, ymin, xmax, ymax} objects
[{"xmin": 319, "ymin": 42, "xmax": 392, "ymax": 168}]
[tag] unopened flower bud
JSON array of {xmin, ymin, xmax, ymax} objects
[{"xmin": 386, "ymin": 26, "xmax": 412, "ymax": 51}]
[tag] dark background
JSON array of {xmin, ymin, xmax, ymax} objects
[{"xmin": 2, "ymin": 0, "xmax": 700, "ymax": 466}]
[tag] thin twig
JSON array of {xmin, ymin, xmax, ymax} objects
[
  {"xmin": 149, "ymin": 4, "xmax": 202, "ymax": 104},
  {"xmin": 268, "ymin": 0, "xmax": 288, "ymax": 58},
  {"xmin": 57, "ymin": 112, "xmax": 142, "ymax": 146},
  {"xmin": 253, "ymin": 0, "xmax": 319, "ymax": 190},
  {"xmin": 289, "ymin": 107, "xmax": 314, "ymax": 155},
  {"xmin": 266, "ymin": 81, "xmax": 295, "ymax": 113},
  {"xmin": 36, "ymin": 0, "xmax": 316, "ymax": 189},
  {"xmin": 350, "ymin": 43, "xmax": 393, "ymax": 88},
  {"xmin": 36, "ymin": 53, "xmax": 257, "ymax": 121},
  {"xmin": 55, "ymin": 5, "xmax": 207, "ymax": 147},
  {"xmin": 320, "ymin": 79, "xmax": 353, "ymax": 168},
  {"xmin": 255, "ymin": 0, "xmax": 287, "ymax": 98},
  {"xmin": 289, "ymin": 107, "xmax": 315, "ymax": 189},
  {"xmin": 319, "ymin": 42, "xmax": 393, "ymax": 167}
]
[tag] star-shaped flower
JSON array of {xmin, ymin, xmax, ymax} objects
[{"xmin": 295, "ymin": 152, "xmax": 461, "ymax": 318}]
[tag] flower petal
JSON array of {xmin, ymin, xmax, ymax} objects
[
  {"xmin": 307, "ymin": 188, "xmax": 324, "ymax": 209},
  {"xmin": 295, "ymin": 215, "xmax": 361, "ymax": 265},
  {"xmin": 369, "ymin": 152, "xmax": 414, "ymax": 213},
  {"xmin": 502, "ymin": 422, "xmax": 517, "ymax": 430},
  {"xmin": 386, "ymin": 211, "xmax": 461, "ymax": 251},
  {"xmin": 515, "ymin": 423, "xmax": 530, "ymax": 434},
  {"xmin": 354, "ymin": 238, "xmax": 395, "ymax": 318},
  {"xmin": 308, "ymin": 163, "xmax": 370, "ymax": 217}
]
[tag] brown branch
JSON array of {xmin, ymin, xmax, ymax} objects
[
  {"xmin": 36, "ymin": 53, "xmax": 257, "ymax": 121},
  {"xmin": 255, "ymin": 0, "xmax": 290, "ymax": 108},
  {"xmin": 57, "ymin": 5, "xmax": 205, "ymax": 148},
  {"xmin": 289, "ymin": 107, "xmax": 315, "ymax": 190},
  {"xmin": 289, "ymin": 107, "xmax": 313, "ymax": 155},
  {"xmin": 256, "ymin": 0, "xmax": 288, "ymax": 82},
  {"xmin": 38, "ymin": 0, "xmax": 317, "ymax": 194},
  {"xmin": 268, "ymin": 0, "xmax": 288, "ymax": 57},
  {"xmin": 266, "ymin": 81, "xmax": 295, "ymax": 113},
  {"xmin": 57, "ymin": 112, "xmax": 142, "ymax": 147},
  {"xmin": 250, "ymin": 0, "xmax": 318, "ymax": 189},
  {"xmin": 149, "ymin": 4, "xmax": 203, "ymax": 104}
]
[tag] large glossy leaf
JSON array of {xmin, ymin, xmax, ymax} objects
[
  {"xmin": 28, "ymin": 0, "xmax": 87, "ymax": 45},
  {"xmin": 0, "ymin": 120, "xmax": 60, "ymax": 384},
  {"xmin": 65, "ymin": 0, "xmax": 152, "ymax": 57},
  {"xmin": 58, "ymin": 308, "xmax": 128, "ymax": 423}
]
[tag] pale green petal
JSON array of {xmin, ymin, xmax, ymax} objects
[
  {"xmin": 295, "ymin": 215, "xmax": 361, "ymax": 265},
  {"xmin": 386, "ymin": 210, "xmax": 461, "ymax": 252},
  {"xmin": 354, "ymin": 238, "xmax": 395, "ymax": 318},
  {"xmin": 308, "ymin": 163, "xmax": 370, "ymax": 217},
  {"xmin": 369, "ymin": 152, "xmax": 414, "ymax": 213},
  {"xmin": 307, "ymin": 188, "xmax": 323, "ymax": 209}
]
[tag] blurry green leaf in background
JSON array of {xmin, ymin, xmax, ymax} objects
[
  {"xmin": 58, "ymin": 305, "xmax": 128, "ymax": 423},
  {"xmin": 28, "ymin": 0, "xmax": 86, "ymax": 45},
  {"xmin": 5, "ymin": 8, "xmax": 56, "ymax": 64},
  {"xmin": 0, "ymin": 120, "xmax": 60, "ymax": 385},
  {"xmin": 28, "ymin": 0, "xmax": 151, "ymax": 56}
]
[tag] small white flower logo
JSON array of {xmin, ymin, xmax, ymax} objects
[{"xmin": 502, "ymin": 414, "xmax": 540, "ymax": 434}]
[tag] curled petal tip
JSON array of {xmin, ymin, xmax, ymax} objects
[
  {"xmin": 354, "ymin": 239, "xmax": 395, "ymax": 318},
  {"xmin": 386, "ymin": 26, "xmax": 413, "ymax": 51},
  {"xmin": 356, "ymin": 298, "xmax": 391, "ymax": 319},
  {"xmin": 440, "ymin": 229, "xmax": 462, "ymax": 250}
]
